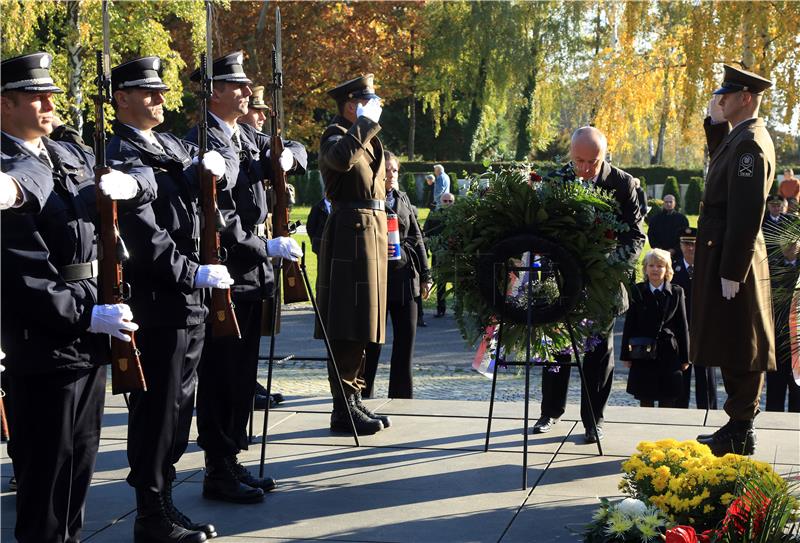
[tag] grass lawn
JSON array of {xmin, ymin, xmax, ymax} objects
[{"xmin": 287, "ymin": 204, "xmax": 693, "ymax": 304}]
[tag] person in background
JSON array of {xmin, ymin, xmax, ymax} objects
[
  {"xmin": 424, "ymin": 173, "xmax": 436, "ymax": 209},
  {"xmin": 778, "ymin": 168, "xmax": 799, "ymax": 201},
  {"xmin": 766, "ymin": 240, "xmax": 800, "ymax": 412},
  {"xmin": 423, "ymin": 192, "xmax": 455, "ymax": 318},
  {"xmin": 787, "ymin": 197, "xmax": 799, "ymax": 216},
  {"xmin": 364, "ymin": 151, "xmax": 431, "ymax": 399},
  {"xmin": 647, "ymin": 194, "xmax": 689, "ymax": 257},
  {"xmin": 432, "ymin": 164, "xmax": 450, "ymax": 209},
  {"xmin": 622, "ymin": 249, "xmax": 690, "ymax": 407},
  {"xmin": 633, "ymin": 177, "xmax": 649, "ymax": 219},
  {"xmin": 672, "ymin": 228, "xmax": 717, "ymax": 410},
  {"xmin": 239, "ymin": 85, "xmax": 269, "ymax": 132}
]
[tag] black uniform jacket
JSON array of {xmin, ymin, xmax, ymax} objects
[
  {"xmin": 107, "ymin": 121, "xmax": 235, "ymax": 327},
  {"xmin": 1, "ymin": 133, "xmax": 154, "ymax": 375},
  {"xmin": 306, "ymin": 198, "xmax": 330, "ymax": 256},
  {"xmin": 670, "ymin": 259, "xmax": 692, "ymax": 325},
  {"xmin": 386, "ymin": 190, "xmax": 430, "ymax": 303},
  {"xmin": 621, "ymin": 281, "xmax": 689, "ymax": 367},
  {"xmin": 185, "ymin": 117, "xmax": 307, "ymax": 302}
]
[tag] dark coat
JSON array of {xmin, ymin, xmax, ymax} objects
[
  {"xmin": 690, "ymin": 118, "xmax": 775, "ymax": 371},
  {"xmin": 670, "ymin": 258, "xmax": 693, "ymax": 325},
  {"xmin": 185, "ymin": 115, "xmax": 308, "ymax": 302},
  {"xmin": 0, "ymin": 134, "xmax": 154, "ymax": 375},
  {"xmin": 623, "ymin": 282, "xmax": 689, "ymax": 401},
  {"xmin": 386, "ymin": 189, "xmax": 430, "ymax": 303},
  {"xmin": 306, "ymin": 198, "xmax": 330, "ymax": 256},
  {"xmin": 107, "ymin": 121, "xmax": 226, "ymax": 327},
  {"xmin": 647, "ymin": 210, "xmax": 689, "ymax": 255},
  {"xmin": 636, "ymin": 186, "xmax": 648, "ymax": 219},
  {"xmin": 316, "ymin": 115, "xmax": 387, "ymax": 343}
]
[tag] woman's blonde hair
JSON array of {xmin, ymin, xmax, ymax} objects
[{"xmin": 642, "ymin": 248, "xmax": 674, "ymax": 282}]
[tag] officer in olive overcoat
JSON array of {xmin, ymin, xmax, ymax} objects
[
  {"xmin": 692, "ymin": 64, "xmax": 776, "ymax": 456},
  {"xmin": 316, "ymin": 74, "xmax": 390, "ymax": 435}
]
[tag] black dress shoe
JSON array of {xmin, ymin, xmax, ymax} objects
[
  {"xmin": 227, "ymin": 455, "xmax": 276, "ymax": 492},
  {"xmin": 253, "ymin": 394, "xmax": 280, "ymax": 410},
  {"xmin": 417, "ymin": 320, "xmax": 428, "ymax": 327},
  {"xmin": 134, "ymin": 489, "xmax": 208, "ymax": 543},
  {"xmin": 164, "ymin": 484, "xmax": 217, "ymax": 539},
  {"xmin": 697, "ymin": 420, "xmax": 756, "ymax": 456},
  {"xmin": 530, "ymin": 416, "xmax": 558, "ymax": 434},
  {"xmin": 202, "ymin": 456, "xmax": 264, "ymax": 504},
  {"xmin": 584, "ymin": 426, "xmax": 604, "ymax": 443}
]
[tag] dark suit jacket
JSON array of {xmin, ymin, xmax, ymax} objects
[
  {"xmin": 595, "ymin": 161, "xmax": 646, "ymax": 267},
  {"xmin": 386, "ymin": 190, "xmax": 430, "ymax": 303}
]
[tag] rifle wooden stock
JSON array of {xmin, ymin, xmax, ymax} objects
[
  {"xmin": 95, "ymin": 167, "xmax": 147, "ymax": 395},
  {"xmin": 199, "ymin": 167, "xmax": 241, "ymax": 338}
]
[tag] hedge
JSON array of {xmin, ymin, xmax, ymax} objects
[
  {"xmin": 684, "ymin": 177, "xmax": 704, "ymax": 214},
  {"xmin": 663, "ymin": 176, "xmax": 681, "ymax": 209}
]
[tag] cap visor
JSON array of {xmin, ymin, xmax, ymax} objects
[
  {"xmin": 712, "ymin": 86, "xmax": 737, "ymax": 95},
  {"xmin": 139, "ymin": 83, "xmax": 170, "ymax": 91},
  {"xmin": 15, "ymin": 84, "xmax": 63, "ymax": 93}
]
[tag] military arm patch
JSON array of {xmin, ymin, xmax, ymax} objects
[{"xmin": 738, "ymin": 153, "xmax": 754, "ymax": 177}]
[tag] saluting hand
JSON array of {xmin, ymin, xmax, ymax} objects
[
  {"xmin": 99, "ymin": 170, "xmax": 139, "ymax": 200},
  {"xmin": 707, "ymin": 95, "xmax": 725, "ymax": 124},
  {"xmin": 356, "ymin": 98, "xmax": 382, "ymax": 123}
]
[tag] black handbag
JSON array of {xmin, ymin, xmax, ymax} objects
[{"xmin": 626, "ymin": 337, "xmax": 658, "ymax": 360}]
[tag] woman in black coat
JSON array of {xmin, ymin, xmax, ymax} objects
[
  {"xmin": 622, "ymin": 249, "xmax": 690, "ymax": 407},
  {"xmin": 364, "ymin": 152, "xmax": 432, "ymax": 398}
]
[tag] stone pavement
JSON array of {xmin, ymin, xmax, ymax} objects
[{"xmin": 1, "ymin": 395, "xmax": 798, "ymax": 542}]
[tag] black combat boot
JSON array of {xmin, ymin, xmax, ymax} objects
[
  {"xmin": 134, "ymin": 489, "xmax": 207, "ymax": 543},
  {"xmin": 226, "ymin": 455, "xmax": 276, "ymax": 492},
  {"xmin": 202, "ymin": 455, "xmax": 264, "ymax": 504},
  {"xmin": 330, "ymin": 395, "xmax": 383, "ymax": 435},
  {"xmin": 354, "ymin": 391, "xmax": 392, "ymax": 428},
  {"xmin": 697, "ymin": 419, "xmax": 756, "ymax": 456},
  {"xmin": 163, "ymin": 482, "xmax": 217, "ymax": 539}
]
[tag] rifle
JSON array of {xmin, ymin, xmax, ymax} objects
[
  {"xmin": 94, "ymin": 0, "xmax": 146, "ymax": 394},
  {"xmin": 270, "ymin": 7, "xmax": 308, "ymax": 304},
  {"xmin": 199, "ymin": 0, "xmax": 241, "ymax": 338}
]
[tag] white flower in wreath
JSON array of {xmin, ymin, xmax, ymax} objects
[{"xmin": 616, "ymin": 497, "xmax": 648, "ymax": 517}]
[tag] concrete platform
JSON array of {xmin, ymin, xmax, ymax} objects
[{"xmin": 2, "ymin": 396, "xmax": 798, "ymax": 542}]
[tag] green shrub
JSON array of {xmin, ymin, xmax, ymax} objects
[
  {"xmin": 304, "ymin": 170, "xmax": 323, "ymax": 204},
  {"xmin": 684, "ymin": 177, "xmax": 704, "ymax": 214},
  {"xmin": 646, "ymin": 198, "xmax": 664, "ymax": 224},
  {"xmin": 638, "ymin": 176, "xmax": 647, "ymax": 190},
  {"xmin": 663, "ymin": 176, "xmax": 681, "ymax": 209}
]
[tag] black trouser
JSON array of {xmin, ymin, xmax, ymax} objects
[
  {"xmin": 197, "ymin": 299, "xmax": 262, "ymax": 458},
  {"xmin": 6, "ymin": 365, "xmax": 106, "ymax": 543},
  {"xmin": 766, "ymin": 359, "xmax": 800, "ymax": 412},
  {"xmin": 676, "ymin": 364, "xmax": 718, "ymax": 409},
  {"xmin": 431, "ymin": 255, "xmax": 447, "ymax": 315},
  {"xmin": 328, "ymin": 339, "xmax": 367, "ymax": 400},
  {"xmin": 127, "ymin": 324, "xmax": 204, "ymax": 492},
  {"xmin": 540, "ymin": 321, "xmax": 615, "ymax": 429},
  {"xmin": 364, "ymin": 297, "xmax": 418, "ymax": 399}
]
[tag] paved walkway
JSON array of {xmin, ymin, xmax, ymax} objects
[{"xmin": 2, "ymin": 396, "xmax": 797, "ymax": 542}]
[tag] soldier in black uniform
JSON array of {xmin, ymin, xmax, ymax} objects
[
  {"xmin": 185, "ymin": 52, "xmax": 307, "ymax": 504},
  {"xmin": 107, "ymin": 56, "xmax": 242, "ymax": 542},
  {"xmin": 672, "ymin": 227, "xmax": 718, "ymax": 410},
  {"xmin": 1, "ymin": 52, "xmax": 153, "ymax": 543}
]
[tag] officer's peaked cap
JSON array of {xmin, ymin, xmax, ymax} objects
[
  {"xmin": 190, "ymin": 51, "xmax": 252, "ymax": 84},
  {"xmin": 713, "ymin": 64, "xmax": 773, "ymax": 95},
  {"xmin": 327, "ymin": 74, "xmax": 380, "ymax": 103},
  {"xmin": 111, "ymin": 56, "xmax": 169, "ymax": 93},
  {"xmin": 1, "ymin": 52, "xmax": 63, "ymax": 93}
]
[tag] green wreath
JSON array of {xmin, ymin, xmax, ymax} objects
[{"xmin": 430, "ymin": 165, "xmax": 636, "ymax": 360}]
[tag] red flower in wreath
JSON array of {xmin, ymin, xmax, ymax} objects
[
  {"xmin": 529, "ymin": 171, "xmax": 542, "ymax": 183},
  {"xmin": 720, "ymin": 489, "xmax": 771, "ymax": 537},
  {"xmin": 665, "ymin": 526, "xmax": 699, "ymax": 543}
]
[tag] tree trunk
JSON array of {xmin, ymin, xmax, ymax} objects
[
  {"xmin": 515, "ymin": 32, "xmax": 542, "ymax": 161},
  {"xmin": 652, "ymin": 66, "xmax": 671, "ymax": 165},
  {"xmin": 408, "ymin": 31, "xmax": 416, "ymax": 160},
  {"xmin": 66, "ymin": 1, "xmax": 83, "ymax": 132},
  {"xmin": 464, "ymin": 57, "xmax": 488, "ymax": 161}
]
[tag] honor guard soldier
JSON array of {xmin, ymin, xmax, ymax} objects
[
  {"xmin": 672, "ymin": 227, "xmax": 718, "ymax": 410},
  {"xmin": 240, "ymin": 85, "xmax": 269, "ymax": 132},
  {"xmin": 692, "ymin": 64, "xmax": 777, "ymax": 456},
  {"xmin": 1, "ymin": 52, "xmax": 152, "ymax": 543},
  {"xmin": 107, "ymin": 56, "xmax": 240, "ymax": 542},
  {"xmin": 185, "ymin": 51, "xmax": 307, "ymax": 504},
  {"xmin": 316, "ymin": 74, "xmax": 393, "ymax": 435}
]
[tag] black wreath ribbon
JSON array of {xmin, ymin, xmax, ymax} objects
[{"xmin": 476, "ymin": 233, "xmax": 583, "ymax": 325}]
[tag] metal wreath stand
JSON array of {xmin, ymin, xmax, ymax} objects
[
  {"xmin": 250, "ymin": 242, "xmax": 361, "ymax": 479},
  {"xmin": 478, "ymin": 233, "xmax": 604, "ymax": 489}
]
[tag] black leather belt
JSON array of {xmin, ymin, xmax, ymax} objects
[
  {"xmin": 60, "ymin": 260, "xmax": 98, "ymax": 282},
  {"xmin": 333, "ymin": 199, "xmax": 385, "ymax": 211}
]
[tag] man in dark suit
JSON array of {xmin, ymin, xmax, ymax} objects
[
  {"xmin": 533, "ymin": 126, "xmax": 646, "ymax": 442},
  {"xmin": 185, "ymin": 52, "xmax": 307, "ymax": 504},
  {"xmin": 647, "ymin": 194, "xmax": 689, "ymax": 257},
  {"xmin": 672, "ymin": 227, "xmax": 718, "ymax": 410}
]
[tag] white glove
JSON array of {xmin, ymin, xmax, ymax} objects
[
  {"xmin": 194, "ymin": 264, "xmax": 234, "ymax": 289},
  {"xmin": 279, "ymin": 148, "xmax": 294, "ymax": 172},
  {"xmin": 201, "ymin": 150, "xmax": 226, "ymax": 178},
  {"xmin": 266, "ymin": 236, "xmax": 302, "ymax": 261},
  {"xmin": 99, "ymin": 170, "xmax": 139, "ymax": 200},
  {"xmin": 708, "ymin": 96, "xmax": 726, "ymax": 124},
  {"xmin": 89, "ymin": 303, "xmax": 139, "ymax": 342},
  {"xmin": 721, "ymin": 277, "xmax": 740, "ymax": 300},
  {"xmin": 0, "ymin": 172, "xmax": 20, "ymax": 210},
  {"xmin": 0, "ymin": 347, "xmax": 5, "ymax": 373},
  {"xmin": 356, "ymin": 98, "xmax": 382, "ymax": 123}
]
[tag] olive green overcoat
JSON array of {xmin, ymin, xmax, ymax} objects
[
  {"xmin": 690, "ymin": 117, "xmax": 776, "ymax": 371},
  {"xmin": 315, "ymin": 115, "xmax": 387, "ymax": 344}
]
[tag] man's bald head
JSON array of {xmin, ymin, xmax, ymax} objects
[{"xmin": 570, "ymin": 126, "xmax": 608, "ymax": 180}]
